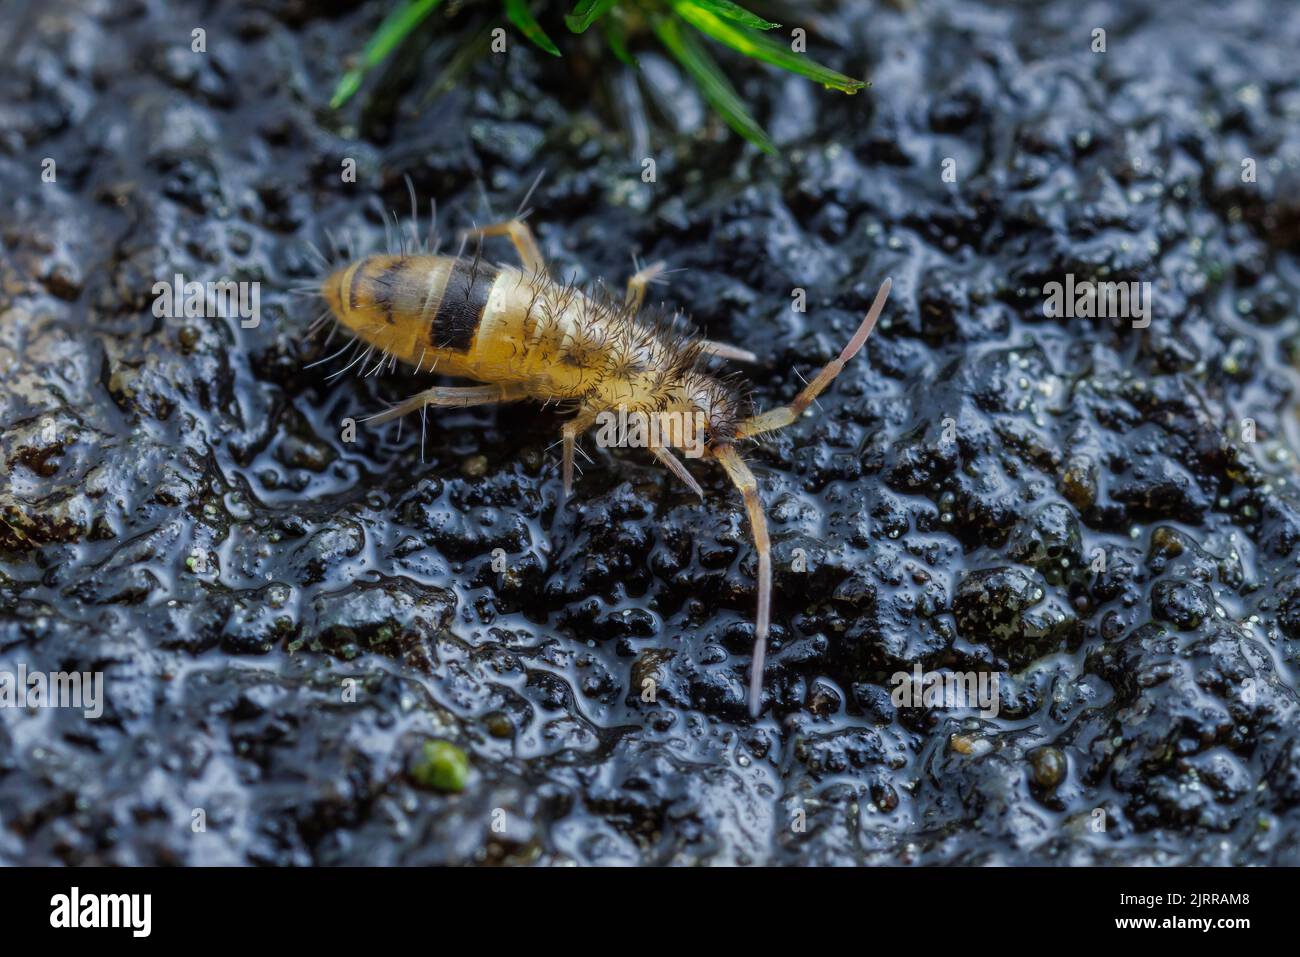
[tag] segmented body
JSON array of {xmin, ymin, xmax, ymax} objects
[{"xmin": 322, "ymin": 253, "xmax": 728, "ymax": 428}]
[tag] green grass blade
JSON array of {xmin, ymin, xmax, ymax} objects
[
  {"xmin": 651, "ymin": 13, "xmax": 776, "ymax": 155},
  {"xmin": 687, "ymin": 0, "xmax": 780, "ymax": 31},
  {"xmin": 566, "ymin": 0, "xmax": 618, "ymax": 34},
  {"xmin": 671, "ymin": 0, "xmax": 865, "ymax": 93},
  {"xmin": 602, "ymin": 15, "xmax": 638, "ymax": 68},
  {"xmin": 331, "ymin": 0, "xmax": 447, "ymax": 108},
  {"xmin": 506, "ymin": 0, "xmax": 562, "ymax": 56}
]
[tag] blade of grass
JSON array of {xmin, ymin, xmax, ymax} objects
[
  {"xmin": 651, "ymin": 13, "xmax": 776, "ymax": 155},
  {"xmin": 331, "ymin": 0, "xmax": 447, "ymax": 108},
  {"xmin": 671, "ymin": 0, "xmax": 865, "ymax": 93},
  {"xmin": 420, "ymin": 32, "xmax": 492, "ymax": 104},
  {"xmin": 506, "ymin": 0, "xmax": 562, "ymax": 56},
  {"xmin": 566, "ymin": 0, "xmax": 618, "ymax": 34},
  {"xmin": 688, "ymin": 0, "xmax": 781, "ymax": 31},
  {"xmin": 602, "ymin": 13, "xmax": 638, "ymax": 68}
]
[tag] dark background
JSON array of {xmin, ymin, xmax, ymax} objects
[{"xmin": 2, "ymin": 0, "xmax": 1300, "ymax": 864}]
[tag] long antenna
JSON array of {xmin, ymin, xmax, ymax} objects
[
  {"xmin": 737, "ymin": 278, "xmax": 891, "ymax": 439},
  {"xmin": 712, "ymin": 444, "xmax": 771, "ymax": 717},
  {"xmin": 711, "ymin": 276, "xmax": 892, "ymax": 716}
]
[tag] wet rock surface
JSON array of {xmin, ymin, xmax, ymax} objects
[{"xmin": 3, "ymin": 0, "xmax": 1300, "ymax": 864}]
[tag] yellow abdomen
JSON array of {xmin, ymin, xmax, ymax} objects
[{"xmin": 322, "ymin": 253, "xmax": 682, "ymax": 407}]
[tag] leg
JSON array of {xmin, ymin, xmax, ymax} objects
[
  {"xmin": 625, "ymin": 260, "xmax": 666, "ymax": 312},
  {"xmin": 712, "ymin": 444, "xmax": 771, "ymax": 718},
  {"xmin": 737, "ymin": 278, "xmax": 891, "ymax": 439},
  {"xmin": 648, "ymin": 445, "xmax": 704, "ymax": 499},
  {"xmin": 364, "ymin": 384, "xmax": 526, "ymax": 426},
  {"xmin": 460, "ymin": 219, "xmax": 545, "ymax": 275},
  {"xmin": 561, "ymin": 408, "xmax": 598, "ymax": 498},
  {"xmin": 699, "ymin": 340, "xmax": 759, "ymax": 364}
]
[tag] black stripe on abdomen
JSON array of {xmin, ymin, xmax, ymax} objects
[
  {"xmin": 431, "ymin": 259, "xmax": 498, "ymax": 353},
  {"xmin": 371, "ymin": 262, "xmax": 407, "ymax": 325},
  {"xmin": 347, "ymin": 261, "xmax": 365, "ymax": 312}
]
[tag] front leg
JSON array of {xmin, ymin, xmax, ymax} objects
[{"xmin": 699, "ymin": 340, "xmax": 759, "ymax": 364}]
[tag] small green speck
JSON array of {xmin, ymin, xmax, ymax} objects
[{"xmin": 412, "ymin": 740, "xmax": 470, "ymax": 792}]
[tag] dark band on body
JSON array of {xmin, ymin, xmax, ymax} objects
[{"xmin": 431, "ymin": 259, "xmax": 498, "ymax": 353}]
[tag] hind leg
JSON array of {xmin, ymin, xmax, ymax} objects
[
  {"xmin": 461, "ymin": 220, "xmax": 545, "ymax": 275},
  {"xmin": 364, "ymin": 384, "xmax": 528, "ymax": 426}
]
